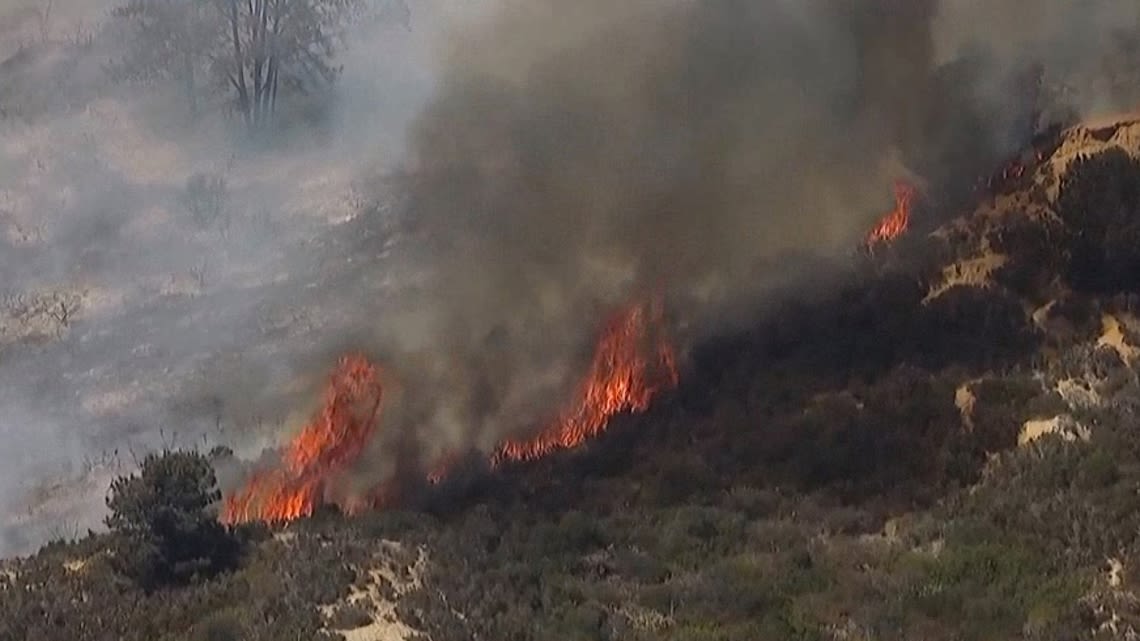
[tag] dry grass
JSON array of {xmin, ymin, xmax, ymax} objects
[
  {"xmin": 1098, "ymin": 314, "xmax": 1138, "ymax": 362},
  {"xmin": 923, "ymin": 252, "xmax": 1009, "ymax": 304},
  {"xmin": 954, "ymin": 381, "xmax": 978, "ymax": 431},
  {"xmin": 1018, "ymin": 415, "xmax": 1090, "ymax": 447}
]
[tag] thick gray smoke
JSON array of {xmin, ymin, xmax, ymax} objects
[
  {"xmin": 343, "ymin": 0, "xmax": 1140, "ymax": 485},
  {"xmin": 0, "ymin": 0, "xmax": 448, "ymax": 554},
  {"xmin": 1, "ymin": 0, "xmax": 1139, "ymax": 552},
  {"xmin": 358, "ymin": 0, "xmax": 904, "ymax": 469}
]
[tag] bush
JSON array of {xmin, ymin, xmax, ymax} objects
[
  {"xmin": 180, "ymin": 172, "xmax": 229, "ymax": 229},
  {"xmin": 1076, "ymin": 449, "xmax": 1120, "ymax": 490},
  {"xmin": 105, "ymin": 449, "xmax": 243, "ymax": 589},
  {"xmin": 1056, "ymin": 149, "xmax": 1140, "ymax": 293},
  {"xmin": 189, "ymin": 610, "xmax": 247, "ymax": 641},
  {"xmin": 328, "ymin": 602, "xmax": 373, "ymax": 629}
]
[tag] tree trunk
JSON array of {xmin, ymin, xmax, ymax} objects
[
  {"xmin": 269, "ymin": 62, "xmax": 279, "ymax": 118},
  {"xmin": 266, "ymin": 0, "xmax": 283, "ymax": 122},
  {"xmin": 251, "ymin": 0, "xmax": 267, "ymax": 129},
  {"xmin": 183, "ymin": 49, "xmax": 198, "ymax": 121},
  {"xmin": 227, "ymin": 0, "xmax": 251, "ymax": 128}
]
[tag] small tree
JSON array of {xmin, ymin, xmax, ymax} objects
[
  {"xmin": 111, "ymin": 0, "xmax": 361, "ymax": 131},
  {"xmin": 214, "ymin": 0, "xmax": 357, "ymax": 130},
  {"xmin": 109, "ymin": 0, "xmax": 216, "ymax": 119},
  {"xmin": 105, "ymin": 449, "xmax": 242, "ymax": 589}
]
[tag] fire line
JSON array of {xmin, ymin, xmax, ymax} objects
[
  {"xmin": 221, "ymin": 354, "xmax": 385, "ymax": 525},
  {"xmin": 222, "ymin": 297, "xmax": 678, "ymax": 525}
]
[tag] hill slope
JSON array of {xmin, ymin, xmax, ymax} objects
[{"xmin": 5, "ymin": 118, "xmax": 1140, "ymax": 641}]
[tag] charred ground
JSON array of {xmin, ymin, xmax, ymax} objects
[{"xmin": 5, "ymin": 119, "xmax": 1140, "ymax": 641}]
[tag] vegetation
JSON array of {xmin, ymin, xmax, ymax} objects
[
  {"xmin": 111, "ymin": 0, "xmax": 360, "ymax": 129},
  {"xmin": 1056, "ymin": 149, "xmax": 1140, "ymax": 293},
  {"xmin": 104, "ymin": 450, "xmax": 243, "ymax": 589},
  {"xmin": 180, "ymin": 171, "xmax": 229, "ymax": 229},
  {"xmin": 4, "ymin": 120, "xmax": 1140, "ymax": 641}
]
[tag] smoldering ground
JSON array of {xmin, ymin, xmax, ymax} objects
[{"xmin": 331, "ymin": 0, "xmax": 1140, "ymax": 493}]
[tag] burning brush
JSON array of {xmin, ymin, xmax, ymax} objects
[
  {"xmin": 865, "ymin": 180, "xmax": 916, "ymax": 249},
  {"xmin": 221, "ymin": 355, "xmax": 385, "ymax": 524},
  {"xmin": 222, "ymin": 298, "xmax": 678, "ymax": 525},
  {"xmin": 491, "ymin": 297, "xmax": 677, "ymax": 466}
]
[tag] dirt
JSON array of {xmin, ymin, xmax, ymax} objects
[{"xmin": 320, "ymin": 541, "xmax": 428, "ymax": 641}]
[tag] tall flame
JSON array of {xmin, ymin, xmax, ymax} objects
[
  {"xmin": 491, "ymin": 298, "xmax": 678, "ymax": 466},
  {"xmin": 221, "ymin": 354, "xmax": 384, "ymax": 525},
  {"xmin": 865, "ymin": 180, "xmax": 915, "ymax": 248},
  {"xmin": 222, "ymin": 298, "xmax": 677, "ymax": 524}
]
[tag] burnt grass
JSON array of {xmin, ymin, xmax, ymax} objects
[{"xmin": 6, "ymin": 146, "xmax": 1140, "ymax": 641}]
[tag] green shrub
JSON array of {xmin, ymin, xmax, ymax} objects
[
  {"xmin": 105, "ymin": 449, "xmax": 242, "ymax": 589},
  {"xmin": 189, "ymin": 609, "xmax": 247, "ymax": 641},
  {"xmin": 1076, "ymin": 449, "xmax": 1120, "ymax": 490}
]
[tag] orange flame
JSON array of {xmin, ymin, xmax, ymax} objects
[
  {"xmin": 221, "ymin": 354, "xmax": 384, "ymax": 525},
  {"xmin": 427, "ymin": 451, "xmax": 463, "ymax": 485},
  {"xmin": 985, "ymin": 148, "xmax": 1049, "ymax": 193},
  {"xmin": 222, "ymin": 298, "xmax": 677, "ymax": 524},
  {"xmin": 491, "ymin": 298, "xmax": 678, "ymax": 466},
  {"xmin": 865, "ymin": 181, "xmax": 915, "ymax": 248}
]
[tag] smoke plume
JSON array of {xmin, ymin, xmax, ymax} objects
[
  {"xmin": 2, "ymin": 0, "xmax": 1139, "ymax": 550},
  {"xmin": 339, "ymin": 0, "xmax": 1140, "ymax": 487}
]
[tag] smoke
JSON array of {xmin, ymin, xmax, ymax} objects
[
  {"xmin": 1, "ymin": 0, "xmax": 1138, "ymax": 552},
  {"xmin": 361, "ymin": 0, "xmax": 891, "ymax": 462},
  {"xmin": 325, "ymin": 0, "xmax": 1140, "ymax": 490},
  {"xmin": 0, "ymin": 0, "xmax": 452, "ymax": 555}
]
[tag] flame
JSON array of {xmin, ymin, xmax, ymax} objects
[
  {"xmin": 491, "ymin": 298, "xmax": 678, "ymax": 466},
  {"xmin": 222, "ymin": 298, "xmax": 677, "ymax": 525},
  {"xmin": 984, "ymin": 148, "xmax": 1050, "ymax": 193},
  {"xmin": 865, "ymin": 180, "xmax": 915, "ymax": 248},
  {"xmin": 221, "ymin": 354, "xmax": 384, "ymax": 525},
  {"xmin": 427, "ymin": 451, "xmax": 463, "ymax": 485}
]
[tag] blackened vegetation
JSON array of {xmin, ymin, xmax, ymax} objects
[
  {"xmin": 1057, "ymin": 149, "xmax": 1140, "ymax": 294},
  {"xmin": 983, "ymin": 123, "xmax": 1068, "ymax": 199},
  {"xmin": 388, "ymin": 249, "xmax": 1060, "ymax": 639},
  {"xmin": 990, "ymin": 212, "xmax": 1066, "ymax": 300},
  {"xmin": 10, "ymin": 147, "xmax": 1140, "ymax": 640},
  {"xmin": 389, "ymin": 144, "xmax": 1140, "ymax": 640}
]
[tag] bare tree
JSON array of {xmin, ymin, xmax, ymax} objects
[
  {"xmin": 112, "ymin": 0, "xmax": 359, "ymax": 130},
  {"xmin": 110, "ymin": 0, "xmax": 216, "ymax": 118},
  {"xmin": 213, "ymin": 0, "xmax": 356, "ymax": 130},
  {"xmin": 36, "ymin": 0, "xmax": 53, "ymax": 43}
]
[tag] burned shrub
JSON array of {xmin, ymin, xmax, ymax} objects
[
  {"xmin": 1049, "ymin": 294, "xmax": 1102, "ymax": 341},
  {"xmin": 968, "ymin": 377, "xmax": 1052, "ymax": 451},
  {"xmin": 912, "ymin": 285, "xmax": 1038, "ymax": 370},
  {"xmin": 1056, "ymin": 149, "xmax": 1140, "ymax": 293},
  {"xmin": 989, "ymin": 214, "xmax": 1066, "ymax": 298}
]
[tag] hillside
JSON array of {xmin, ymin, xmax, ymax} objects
[{"xmin": 3, "ymin": 116, "xmax": 1140, "ymax": 641}]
